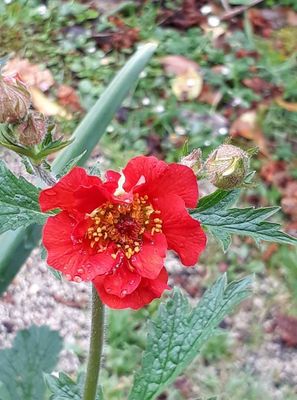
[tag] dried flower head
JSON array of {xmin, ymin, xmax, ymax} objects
[
  {"xmin": 17, "ymin": 111, "xmax": 47, "ymax": 147},
  {"xmin": 181, "ymin": 148, "xmax": 202, "ymax": 175},
  {"xmin": 0, "ymin": 74, "xmax": 31, "ymax": 123}
]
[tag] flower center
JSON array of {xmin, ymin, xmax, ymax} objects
[{"xmin": 86, "ymin": 194, "xmax": 163, "ymax": 258}]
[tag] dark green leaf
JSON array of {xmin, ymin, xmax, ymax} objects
[
  {"xmin": 128, "ymin": 275, "xmax": 252, "ymax": 400},
  {"xmin": 0, "ymin": 226, "xmax": 42, "ymax": 295},
  {"xmin": 196, "ymin": 188, "xmax": 240, "ymax": 213},
  {"xmin": 0, "ymin": 325, "xmax": 62, "ymax": 400},
  {"xmin": 193, "ymin": 206, "xmax": 297, "ymax": 251},
  {"xmin": 44, "ymin": 372, "xmax": 104, "ymax": 400},
  {"xmin": 0, "ymin": 161, "xmax": 49, "ymax": 234}
]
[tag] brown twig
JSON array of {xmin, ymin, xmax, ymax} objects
[{"xmin": 220, "ymin": 0, "xmax": 265, "ymax": 20}]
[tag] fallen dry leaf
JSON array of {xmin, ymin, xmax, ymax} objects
[
  {"xmin": 260, "ymin": 160, "xmax": 289, "ymax": 188},
  {"xmin": 275, "ymin": 97, "xmax": 297, "ymax": 112},
  {"xmin": 199, "ymin": 84, "xmax": 223, "ymax": 107},
  {"xmin": 248, "ymin": 7, "xmax": 297, "ymax": 38},
  {"xmin": 160, "ymin": 0, "xmax": 203, "ymax": 29},
  {"xmin": 57, "ymin": 84, "xmax": 84, "ymax": 113},
  {"xmin": 230, "ymin": 110, "xmax": 269, "ymax": 156},
  {"xmin": 243, "ymin": 77, "xmax": 281, "ymax": 98},
  {"xmin": 276, "ymin": 314, "xmax": 297, "ymax": 347},
  {"xmin": 172, "ymin": 69, "xmax": 203, "ymax": 101},
  {"xmin": 31, "ymin": 87, "xmax": 72, "ymax": 119},
  {"xmin": 160, "ymin": 55, "xmax": 199, "ymax": 75},
  {"xmin": 4, "ymin": 58, "xmax": 54, "ymax": 91},
  {"xmin": 248, "ymin": 8, "xmax": 287, "ymax": 31},
  {"xmin": 281, "ymin": 181, "xmax": 297, "ymax": 220},
  {"xmin": 93, "ymin": 16, "xmax": 139, "ymax": 52}
]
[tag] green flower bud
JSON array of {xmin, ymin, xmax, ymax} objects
[
  {"xmin": 205, "ymin": 144, "xmax": 249, "ymax": 190},
  {"xmin": 17, "ymin": 111, "xmax": 47, "ymax": 147},
  {"xmin": 181, "ymin": 148, "xmax": 202, "ymax": 175},
  {"xmin": 0, "ymin": 74, "xmax": 31, "ymax": 123}
]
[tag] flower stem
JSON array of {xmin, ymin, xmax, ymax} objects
[
  {"xmin": 83, "ymin": 285, "xmax": 105, "ymax": 400},
  {"xmin": 32, "ymin": 164, "xmax": 56, "ymax": 186}
]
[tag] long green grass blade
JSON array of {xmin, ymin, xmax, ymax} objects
[{"xmin": 0, "ymin": 43, "xmax": 157, "ymax": 295}]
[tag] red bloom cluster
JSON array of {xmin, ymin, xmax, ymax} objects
[{"xmin": 40, "ymin": 156, "xmax": 206, "ymax": 309}]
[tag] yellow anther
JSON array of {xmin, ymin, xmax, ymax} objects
[
  {"xmin": 111, "ymin": 253, "xmax": 117, "ymax": 260},
  {"xmin": 134, "ymin": 246, "xmax": 140, "ymax": 253}
]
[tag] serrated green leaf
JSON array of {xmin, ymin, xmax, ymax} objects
[
  {"xmin": 128, "ymin": 275, "xmax": 252, "ymax": 400},
  {"xmin": 196, "ymin": 188, "xmax": 240, "ymax": 213},
  {"xmin": 193, "ymin": 206, "xmax": 297, "ymax": 251},
  {"xmin": 0, "ymin": 161, "xmax": 48, "ymax": 234},
  {"xmin": 44, "ymin": 372, "xmax": 104, "ymax": 400},
  {"xmin": 0, "ymin": 325, "xmax": 62, "ymax": 400}
]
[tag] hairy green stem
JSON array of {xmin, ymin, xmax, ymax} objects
[
  {"xmin": 31, "ymin": 164, "xmax": 56, "ymax": 186},
  {"xmin": 83, "ymin": 285, "xmax": 105, "ymax": 400}
]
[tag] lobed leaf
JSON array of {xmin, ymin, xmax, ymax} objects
[
  {"xmin": 44, "ymin": 372, "xmax": 104, "ymax": 400},
  {"xmin": 195, "ymin": 188, "xmax": 240, "ymax": 213},
  {"xmin": 0, "ymin": 325, "xmax": 62, "ymax": 400},
  {"xmin": 193, "ymin": 206, "xmax": 297, "ymax": 251},
  {"xmin": 0, "ymin": 161, "xmax": 48, "ymax": 234},
  {"xmin": 128, "ymin": 274, "xmax": 252, "ymax": 400}
]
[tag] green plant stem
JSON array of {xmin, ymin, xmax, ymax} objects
[
  {"xmin": 83, "ymin": 285, "xmax": 105, "ymax": 400},
  {"xmin": 31, "ymin": 164, "xmax": 56, "ymax": 186}
]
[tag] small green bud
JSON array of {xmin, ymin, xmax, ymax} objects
[
  {"xmin": 205, "ymin": 144, "xmax": 249, "ymax": 190},
  {"xmin": 17, "ymin": 111, "xmax": 47, "ymax": 147},
  {"xmin": 181, "ymin": 148, "xmax": 202, "ymax": 174},
  {"xmin": 0, "ymin": 74, "xmax": 31, "ymax": 123}
]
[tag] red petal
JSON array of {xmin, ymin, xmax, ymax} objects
[
  {"xmin": 73, "ymin": 185, "xmax": 111, "ymax": 214},
  {"xmin": 43, "ymin": 212, "xmax": 115, "ymax": 281},
  {"xmin": 39, "ymin": 167, "xmax": 102, "ymax": 213},
  {"xmin": 122, "ymin": 156, "xmax": 198, "ymax": 208},
  {"xmin": 93, "ymin": 267, "xmax": 170, "ymax": 310},
  {"xmin": 104, "ymin": 170, "xmax": 121, "ymax": 193},
  {"xmin": 103, "ymin": 259, "xmax": 141, "ymax": 297},
  {"xmin": 154, "ymin": 195, "xmax": 207, "ymax": 266},
  {"xmin": 122, "ymin": 156, "xmax": 167, "ymax": 192},
  {"xmin": 145, "ymin": 163, "xmax": 198, "ymax": 208},
  {"xmin": 131, "ymin": 233, "xmax": 167, "ymax": 279}
]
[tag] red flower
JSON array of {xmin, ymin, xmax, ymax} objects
[{"xmin": 40, "ymin": 156, "xmax": 206, "ymax": 309}]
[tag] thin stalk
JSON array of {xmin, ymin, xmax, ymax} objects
[
  {"xmin": 83, "ymin": 285, "xmax": 105, "ymax": 400},
  {"xmin": 31, "ymin": 164, "xmax": 56, "ymax": 186}
]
